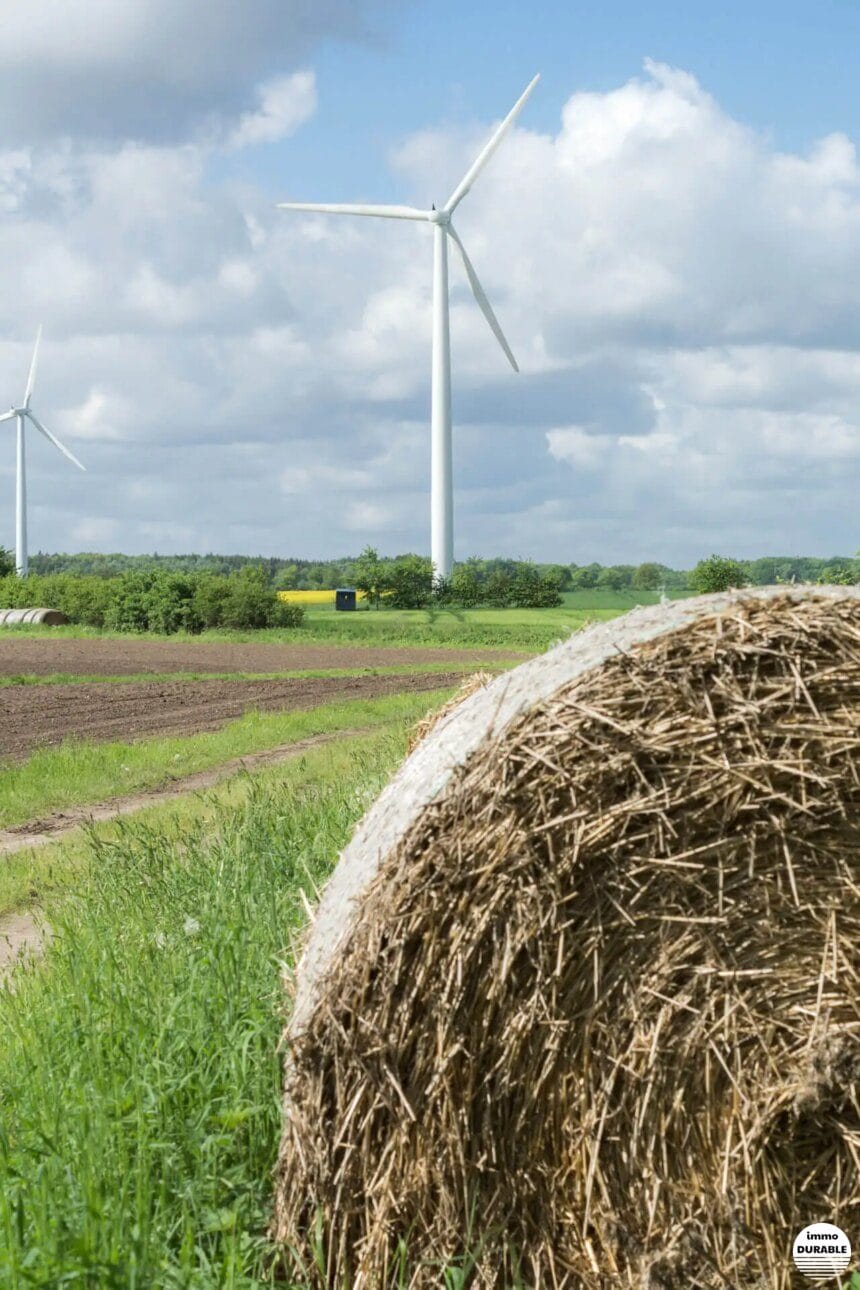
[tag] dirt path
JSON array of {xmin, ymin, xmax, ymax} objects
[
  {"xmin": 0, "ymin": 728, "xmax": 370, "ymax": 858},
  {"xmin": 0, "ymin": 638, "xmax": 522, "ymax": 678},
  {"xmin": 0, "ymin": 726, "xmax": 372, "ymax": 974},
  {"xmin": 0, "ymin": 671, "xmax": 462, "ymax": 761},
  {"xmin": 0, "ymin": 912, "xmax": 45, "ymax": 978}
]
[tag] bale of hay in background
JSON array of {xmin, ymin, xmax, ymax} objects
[
  {"xmin": 274, "ymin": 587, "xmax": 860, "ymax": 1288},
  {"xmin": 0, "ymin": 607, "xmax": 68, "ymax": 626}
]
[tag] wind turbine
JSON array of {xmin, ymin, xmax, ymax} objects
[
  {"xmin": 0, "ymin": 328, "xmax": 86, "ymax": 577},
  {"xmin": 278, "ymin": 74, "xmax": 539, "ymax": 581}
]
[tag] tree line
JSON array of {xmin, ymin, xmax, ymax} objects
[{"xmin": 8, "ymin": 548, "xmax": 860, "ymax": 595}]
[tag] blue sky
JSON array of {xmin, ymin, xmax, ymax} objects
[
  {"xmin": 1, "ymin": 0, "xmax": 859, "ymax": 567},
  {"xmin": 234, "ymin": 0, "xmax": 860, "ymax": 199}
]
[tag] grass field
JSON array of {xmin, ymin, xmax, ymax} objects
[
  {"xmin": 0, "ymin": 595, "xmax": 651, "ymax": 652},
  {"xmin": 0, "ymin": 688, "xmax": 454, "ymax": 840},
  {"xmin": 0, "ymin": 729, "xmax": 406, "ymax": 1287},
  {"xmin": 0, "ymin": 661, "xmax": 492, "ymax": 689}
]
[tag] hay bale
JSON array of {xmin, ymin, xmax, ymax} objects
[
  {"xmin": 274, "ymin": 587, "xmax": 860, "ymax": 1287},
  {"xmin": 406, "ymin": 670, "xmax": 494, "ymax": 754}
]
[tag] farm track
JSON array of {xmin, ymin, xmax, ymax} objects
[
  {"xmin": 0, "ymin": 911, "xmax": 44, "ymax": 979},
  {"xmin": 0, "ymin": 672, "xmax": 463, "ymax": 761},
  {"xmin": 0, "ymin": 726, "xmax": 377, "ymax": 973},
  {"xmin": 0, "ymin": 727, "xmax": 373, "ymax": 859},
  {"xmin": 0, "ymin": 638, "xmax": 522, "ymax": 677}
]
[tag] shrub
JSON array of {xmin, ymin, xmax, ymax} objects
[
  {"xmin": 0, "ymin": 572, "xmax": 115, "ymax": 626},
  {"xmin": 192, "ymin": 574, "xmax": 232, "ymax": 629},
  {"xmin": 690, "ymin": 555, "xmax": 748, "ymax": 595},
  {"xmin": 104, "ymin": 573, "xmax": 158, "ymax": 633},
  {"xmin": 221, "ymin": 566, "xmax": 304, "ymax": 630},
  {"xmin": 103, "ymin": 572, "xmax": 202, "ymax": 634},
  {"xmin": 143, "ymin": 574, "xmax": 202, "ymax": 635}
]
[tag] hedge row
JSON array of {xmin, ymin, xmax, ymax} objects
[{"xmin": 0, "ymin": 567, "xmax": 304, "ymax": 633}]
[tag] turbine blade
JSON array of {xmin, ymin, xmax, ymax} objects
[
  {"xmin": 444, "ymin": 74, "xmax": 540, "ymax": 214},
  {"xmin": 447, "ymin": 224, "xmax": 518, "ymax": 372},
  {"xmin": 25, "ymin": 410, "xmax": 86, "ymax": 471},
  {"xmin": 277, "ymin": 202, "xmax": 431, "ymax": 221},
  {"xmin": 24, "ymin": 325, "xmax": 42, "ymax": 408},
  {"xmin": 0, "ymin": 409, "xmax": 18, "ymax": 423}
]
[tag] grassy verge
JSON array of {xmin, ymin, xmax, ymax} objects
[
  {"xmin": 0, "ymin": 660, "xmax": 502, "ymax": 688},
  {"xmin": 0, "ymin": 727, "xmax": 406, "ymax": 1286},
  {"xmin": 0, "ymin": 605, "xmax": 615, "ymax": 652},
  {"xmin": 0, "ymin": 688, "xmax": 454, "ymax": 833}
]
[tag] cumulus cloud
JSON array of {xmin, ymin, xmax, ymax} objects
[
  {"xmin": 0, "ymin": 0, "xmax": 376, "ymax": 144},
  {"xmin": 2, "ymin": 57, "xmax": 860, "ymax": 564},
  {"xmin": 224, "ymin": 71, "xmax": 317, "ymax": 150}
]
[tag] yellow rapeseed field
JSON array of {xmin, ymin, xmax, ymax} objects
[{"xmin": 278, "ymin": 590, "xmax": 367, "ymax": 605}]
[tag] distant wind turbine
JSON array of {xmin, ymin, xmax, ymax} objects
[
  {"xmin": 278, "ymin": 75, "xmax": 539, "ymax": 581},
  {"xmin": 0, "ymin": 328, "xmax": 86, "ymax": 577}
]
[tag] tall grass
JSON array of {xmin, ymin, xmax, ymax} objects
[
  {"xmin": 0, "ymin": 689, "xmax": 454, "ymax": 831},
  {"xmin": 0, "ymin": 731, "xmax": 399, "ymax": 1287}
]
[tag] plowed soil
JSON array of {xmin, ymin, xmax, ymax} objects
[
  {"xmin": 0, "ymin": 638, "xmax": 520, "ymax": 677},
  {"xmin": 0, "ymin": 672, "xmax": 462, "ymax": 761}
]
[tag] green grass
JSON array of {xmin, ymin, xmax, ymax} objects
[
  {"xmin": 0, "ymin": 688, "xmax": 455, "ymax": 835},
  {"xmin": 0, "ymin": 727, "xmax": 405, "ymax": 1287},
  {"xmin": 0, "ymin": 661, "xmax": 498, "ymax": 689},
  {"xmin": 0, "ymin": 602, "xmax": 621, "ymax": 652}
]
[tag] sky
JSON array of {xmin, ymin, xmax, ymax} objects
[{"xmin": 2, "ymin": 0, "xmax": 860, "ymax": 567}]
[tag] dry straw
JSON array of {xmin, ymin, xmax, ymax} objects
[
  {"xmin": 406, "ymin": 670, "xmax": 494, "ymax": 754},
  {"xmin": 274, "ymin": 594, "xmax": 860, "ymax": 1287}
]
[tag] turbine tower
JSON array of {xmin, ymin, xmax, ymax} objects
[
  {"xmin": 278, "ymin": 75, "xmax": 539, "ymax": 581},
  {"xmin": 0, "ymin": 328, "xmax": 86, "ymax": 577}
]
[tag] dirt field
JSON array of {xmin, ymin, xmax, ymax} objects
[
  {"xmin": 0, "ymin": 673, "xmax": 463, "ymax": 761},
  {"xmin": 0, "ymin": 638, "xmax": 520, "ymax": 677}
]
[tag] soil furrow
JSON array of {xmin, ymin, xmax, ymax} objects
[{"xmin": 0, "ymin": 672, "xmax": 461, "ymax": 761}]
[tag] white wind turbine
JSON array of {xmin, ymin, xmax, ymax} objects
[
  {"xmin": 0, "ymin": 328, "xmax": 86, "ymax": 577},
  {"xmin": 278, "ymin": 74, "xmax": 539, "ymax": 581}
]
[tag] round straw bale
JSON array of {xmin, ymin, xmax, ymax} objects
[
  {"xmin": 406, "ymin": 670, "xmax": 494, "ymax": 754},
  {"xmin": 274, "ymin": 587, "xmax": 860, "ymax": 1287}
]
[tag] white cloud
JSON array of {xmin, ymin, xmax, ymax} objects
[
  {"xmin": 0, "ymin": 1, "xmax": 373, "ymax": 144},
  {"xmin": 3, "ymin": 58, "xmax": 860, "ymax": 564},
  {"xmin": 546, "ymin": 427, "xmax": 609, "ymax": 470},
  {"xmin": 225, "ymin": 72, "xmax": 317, "ymax": 150}
]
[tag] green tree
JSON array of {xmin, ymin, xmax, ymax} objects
[
  {"xmin": 570, "ymin": 564, "xmax": 600, "ymax": 590},
  {"xmin": 690, "ymin": 554, "xmax": 748, "ymax": 594},
  {"xmin": 632, "ymin": 562, "xmax": 662, "ymax": 591},
  {"xmin": 596, "ymin": 567, "xmax": 625, "ymax": 592},
  {"xmin": 508, "ymin": 563, "xmax": 563, "ymax": 608},
  {"xmin": 355, "ymin": 546, "xmax": 385, "ymax": 610},
  {"xmin": 383, "ymin": 555, "xmax": 433, "ymax": 609},
  {"xmin": 0, "ymin": 547, "xmax": 13, "ymax": 578},
  {"xmin": 449, "ymin": 560, "xmax": 484, "ymax": 607},
  {"xmin": 273, "ymin": 564, "xmax": 299, "ymax": 591}
]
